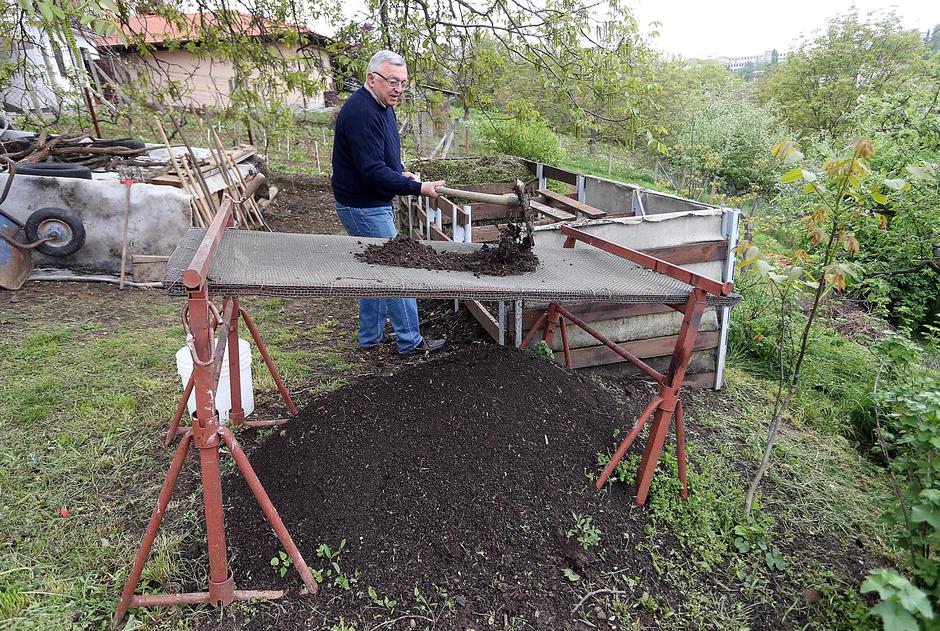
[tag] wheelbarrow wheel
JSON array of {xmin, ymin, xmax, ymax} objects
[{"xmin": 25, "ymin": 207, "xmax": 86, "ymax": 257}]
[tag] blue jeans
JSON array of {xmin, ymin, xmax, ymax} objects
[{"xmin": 335, "ymin": 202, "xmax": 422, "ymax": 354}]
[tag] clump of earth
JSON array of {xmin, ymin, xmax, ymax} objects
[{"xmin": 357, "ymin": 226, "xmax": 539, "ymax": 277}]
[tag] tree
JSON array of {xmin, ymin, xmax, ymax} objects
[
  {"xmin": 333, "ymin": 0, "xmax": 664, "ymax": 141},
  {"xmin": 741, "ymin": 137, "xmax": 921, "ymax": 514},
  {"xmin": 757, "ymin": 10, "xmax": 928, "ymax": 141}
]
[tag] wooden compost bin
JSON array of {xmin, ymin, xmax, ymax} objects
[{"xmin": 396, "ymin": 160, "xmax": 741, "ymax": 389}]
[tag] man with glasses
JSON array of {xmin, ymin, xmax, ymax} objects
[{"xmin": 332, "ymin": 49, "xmax": 447, "ymax": 357}]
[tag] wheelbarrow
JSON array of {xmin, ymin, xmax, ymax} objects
[{"xmin": 0, "ymin": 159, "xmax": 86, "ymax": 290}]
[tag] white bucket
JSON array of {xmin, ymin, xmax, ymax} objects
[{"xmin": 175, "ymin": 338, "xmax": 254, "ymax": 422}]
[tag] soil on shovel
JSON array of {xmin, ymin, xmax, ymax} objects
[
  {"xmin": 357, "ymin": 227, "xmax": 539, "ymax": 277},
  {"xmin": 223, "ymin": 345, "xmax": 655, "ymax": 629}
]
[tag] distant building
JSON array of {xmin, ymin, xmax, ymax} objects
[
  {"xmin": 715, "ymin": 50, "xmax": 788, "ymax": 72},
  {"xmin": 0, "ymin": 23, "xmax": 100, "ymax": 114},
  {"xmin": 95, "ymin": 12, "xmax": 334, "ymax": 110}
]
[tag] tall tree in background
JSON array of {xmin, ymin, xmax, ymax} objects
[
  {"xmin": 339, "ymin": 0, "xmax": 664, "ymax": 144},
  {"xmin": 757, "ymin": 10, "xmax": 928, "ymax": 141}
]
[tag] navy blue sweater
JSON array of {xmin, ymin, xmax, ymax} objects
[{"xmin": 331, "ymin": 87, "xmax": 421, "ymax": 207}]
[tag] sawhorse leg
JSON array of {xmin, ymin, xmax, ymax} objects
[{"xmin": 165, "ymin": 297, "xmax": 296, "ymax": 447}]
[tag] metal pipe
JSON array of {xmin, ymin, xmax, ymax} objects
[
  {"xmin": 239, "ymin": 307, "xmax": 297, "ymax": 416},
  {"xmin": 594, "ymin": 397, "xmax": 662, "ymax": 489}
]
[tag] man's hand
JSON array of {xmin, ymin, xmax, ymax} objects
[
  {"xmin": 420, "ymin": 180, "xmax": 445, "ymax": 198},
  {"xmin": 402, "ymin": 171, "xmax": 419, "ymax": 181}
]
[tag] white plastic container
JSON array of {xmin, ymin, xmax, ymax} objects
[{"xmin": 176, "ymin": 338, "xmax": 254, "ymax": 422}]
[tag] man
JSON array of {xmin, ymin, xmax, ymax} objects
[{"xmin": 332, "ymin": 49, "xmax": 446, "ymax": 357}]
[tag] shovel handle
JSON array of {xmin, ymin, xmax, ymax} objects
[{"xmin": 433, "ymin": 186, "xmax": 519, "ymax": 206}]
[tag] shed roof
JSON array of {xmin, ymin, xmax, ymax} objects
[{"xmin": 96, "ymin": 11, "xmax": 323, "ymax": 48}]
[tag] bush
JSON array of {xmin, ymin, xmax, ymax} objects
[
  {"xmin": 864, "ymin": 331, "xmax": 940, "ymax": 629},
  {"xmin": 667, "ymin": 87, "xmax": 790, "ymax": 195},
  {"xmin": 477, "ymin": 109, "xmax": 564, "ymax": 165},
  {"xmin": 728, "ymin": 269, "xmax": 878, "ymax": 441}
]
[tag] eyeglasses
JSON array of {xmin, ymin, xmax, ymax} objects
[{"xmin": 371, "ymin": 71, "xmax": 407, "ymax": 90}]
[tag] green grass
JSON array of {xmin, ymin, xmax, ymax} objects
[
  {"xmin": 0, "ymin": 292, "xmax": 358, "ymax": 629},
  {"xmin": 557, "ymin": 136, "xmax": 666, "ymax": 192},
  {"xmin": 588, "ymin": 363, "xmax": 895, "ymax": 629}
]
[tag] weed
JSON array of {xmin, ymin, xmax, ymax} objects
[
  {"xmin": 270, "ymin": 550, "xmax": 293, "ymax": 577},
  {"xmin": 528, "ymin": 340, "xmax": 554, "ymax": 360},
  {"xmin": 367, "ymin": 586, "xmax": 398, "ymax": 609},
  {"xmin": 567, "ymin": 512, "xmax": 601, "ymax": 550},
  {"xmin": 313, "ymin": 539, "xmax": 360, "ymax": 590}
]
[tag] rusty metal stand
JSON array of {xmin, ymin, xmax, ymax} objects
[
  {"xmin": 164, "ymin": 296, "xmax": 297, "ymax": 447},
  {"xmin": 521, "ymin": 225, "xmax": 733, "ymax": 506},
  {"xmin": 114, "ymin": 177, "xmax": 318, "ymax": 627}
]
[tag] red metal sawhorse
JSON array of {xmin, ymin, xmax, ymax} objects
[
  {"xmin": 521, "ymin": 224, "xmax": 734, "ymax": 506},
  {"xmin": 113, "ymin": 176, "xmax": 318, "ymax": 627}
]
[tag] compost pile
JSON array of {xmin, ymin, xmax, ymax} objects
[
  {"xmin": 357, "ymin": 227, "xmax": 539, "ymax": 277},
  {"xmin": 224, "ymin": 345, "xmax": 652, "ymax": 625}
]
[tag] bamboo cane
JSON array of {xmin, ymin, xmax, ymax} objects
[
  {"xmin": 156, "ymin": 120, "xmax": 211, "ymax": 227},
  {"xmin": 210, "ymin": 126, "xmax": 263, "ymax": 228}
]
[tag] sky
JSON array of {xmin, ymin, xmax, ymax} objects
[{"xmin": 627, "ymin": 0, "xmax": 939, "ymax": 59}]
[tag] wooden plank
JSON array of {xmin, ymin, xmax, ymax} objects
[
  {"xmin": 530, "ymin": 199, "xmax": 575, "ymax": 222},
  {"xmin": 463, "ymin": 300, "xmax": 499, "ymax": 341},
  {"xmin": 466, "ymin": 202, "xmax": 521, "ymax": 221},
  {"xmin": 642, "ymin": 240, "xmax": 727, "ymax": 266},
  {"xmin": 540, "ymin": 164, "xmax": 578, "ymax": 185},
  {"xmin": 429, "ymin": 222, "xmax": 449, "ymax": 241},
  {"xmin": 471, "ymin": 219, "xmax": 557, "ymax": 243},
  {"xmin": 538, "ymin": 189, "xmax": 606, "ymax": 218},
  {"xmin": 684, "ymin": 372, "xmax": 718, "ymax": 389},
  {"xmin": 552, "ymin": 330, "xmax": 720, "ymax": 369},
  {"xmin": 523, "ymin": 302, "xmax": 675, "ymax": 328},
  {"xmin": 150, "ymin": 147, "xmax": 255, "ymax": 186},
  {"xmin": 434, "ymin": 195, "xmax": 470, "ymax": 223}
]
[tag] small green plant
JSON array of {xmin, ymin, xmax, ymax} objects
[
  {"xmin": 329, "ymin": 617, "xmax": 357, "ymax": 631},
  {"xmin": 861, "ymin": 569, "xmax": 934, "ymax": 630},
  {"xmin": 413, "ymin": 585, "xmax": 457, "ymax": 616},
  {"xmin": 314, "ymin": 540, "xmax": 360, "ymax": 591},
  {"xmin": 567, "ymin": 512, "xmax": 601, "ymax": 550},
  {"xmin": 270, "ymin": 550, "xmax": 293, "ymax": 577},
  {"xmin": 367, "ymin": 586, "xmax": 398, "ymax": 609},
  {"xmin": 732, "ymin": 518, "xmax": 786, "ymax": 571},
  {"xmin": 529, "ymin": 340, "xmax": 554, "ymax": 360}
]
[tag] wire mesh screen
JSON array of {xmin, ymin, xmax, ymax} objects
[{"xmin": 164, "ymin": 229, "xmax": 737, "ymax": 305}]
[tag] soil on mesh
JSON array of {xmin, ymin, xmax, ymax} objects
[
  {"xmin": 223, "ymin": 344, "xmax": 652, "ymax": 627},
  {"xmin": 357, "ymin": 231, "xmax": 539, "ymax": 277}
]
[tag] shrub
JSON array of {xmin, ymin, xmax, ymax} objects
[
  {"xmin": 477, "ymin": 108, "xmax": 564, "ymax": 165},
  {"xmin": 667, "ymin": 87, "xmax": 790, "ymax": 195}
]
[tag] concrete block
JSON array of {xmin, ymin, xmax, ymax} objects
[{"xmin": 545, "ymin": 308, "xmax": 719, "ymax": 351}]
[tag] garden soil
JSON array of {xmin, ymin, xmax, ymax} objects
[
  {"xmin": 358, "ymin": 232, "xmax": 539, "ymax": 277},
  {"xmin": 223, "ymin": 345, "xmax": 655, "ymax": 628}
]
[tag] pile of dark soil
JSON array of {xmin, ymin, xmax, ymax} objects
[
  {"xmin": 357, "ymin": 232, "xmax": 539, "ymax": 277},
  {"xmin": 224, "ymin": 345, "xmax": 652, "ymax": 626}
]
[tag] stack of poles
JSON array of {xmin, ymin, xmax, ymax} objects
[{"xmin": 155, "ymin": 116, "xmax": 265, "ymax": 229}]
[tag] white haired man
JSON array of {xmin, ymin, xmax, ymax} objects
[{"xmin": 331, "ymin": 50, "xmax": 446, "ymax": 357}]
